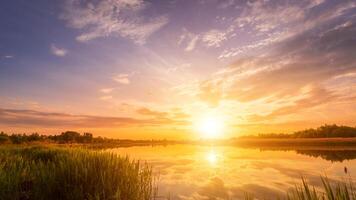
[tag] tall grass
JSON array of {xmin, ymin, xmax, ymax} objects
[
  {"xmin": 0, "ymin": 146, "xmax": 155, "ymax": 200},
  {"xmin": 286, "ymin": 177, "xmax": 356, "ymax": 200},
  {"xmin": 244, "ymin": 177, "xmax": 356, "ymax": 200}
]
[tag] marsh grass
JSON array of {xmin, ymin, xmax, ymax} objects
[
  {"xmin": 0, "ymin": 146, "xmax": 155, "ymax": 200},
  {"xmin": 285, "ymin": 177, "xmax": 356, "ymax": 200},
  {"xmin": 245, "ymin": 177, "xmax": 356, "ymax": 200}
]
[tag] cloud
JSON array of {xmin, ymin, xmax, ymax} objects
[
  {"xmin": 99, "ymin": 95, "xmax": 113, "ymax": 100},
  {"xmin": 234, "ymin": 1, "xmax": 306, "ymax": 33},
  {"xmin": 179, "ymin": 28, "xmax": 228, "ymax": 51},
  {"xmin": 113, "ymin": 73, "xmax": 130, "ymax": 84},
  {"xmin": 217, "ymin": 0, "xmax": 355, "ymax": 59},
  {"xmin": 99, "ymin": 88, "xmax": 115, "ymax": 101},
  {"xmin": 201, "ymin": 29, "xmax": 227, "ymax": 47},
  {"xmin": 180, "ymin": 1, "xmax": 322, "ymax": 54},
  {"xmin": 198, "ymin": 79, "xmax": 223, "ymax": 107},
  {"xmin": 0, "ymin": 108, "xmax": 186, "ymax": 128},
  {"xmin": 178, "ymin": 29, "xmax": 199, "ymax": 52},
  {"xmin": 170, "ymin": 108, "xmax": 190, "ymax": 119},
  {"xmin": 60, "ymin": 0, "xmax": 168, "ymax": 44},
  {"xmin": 218, "ymin": 31, "xmax": 284, "ymax": 59},
  {"xmin": 2, "ymin": 55, "xmax": 14, "ymax": 59},
  {"xmin": 217, "ymin": 0, "xmax": 236, "ymax": 9},
  {"xmin": 185, "ymin": 35, "xmax": 199, "ymax": 51},
  {"xmin": 165, "ymin": 63, "xmax": 191, "ymax": 73},
  {"xmin": 100, "ymin": 88, "xmax": 114, "ymax": 94},
  {"xmin": 136, "ymin": 107, "xmax": 168, "ymax": 118},
  {"xmin": 195, "ymin": 3, "xmax": 356, "ymax": 124},
  {"xmin": 50, "ymin": 44, "xmax": 68, "ymax": 57},
  {"xmin": 246, "ymin": 86, "xmax": 338, "ymax": 122}
]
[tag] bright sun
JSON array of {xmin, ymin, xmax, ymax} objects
[{"xmin": 195, "ymin": 114, "xmax": 225, "ymax": 139}]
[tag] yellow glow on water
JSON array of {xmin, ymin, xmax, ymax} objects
[
  {"xmin": 108, "ymin": 144, "xmax": 356, "ymax": 199},
  {"xmin": 206, "ymin": 150, "xmax": 219, "ymax": 165}
]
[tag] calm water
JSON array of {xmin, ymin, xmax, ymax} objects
[{"xmin": 110, "ymin": 145, "xmax": 356, "ymax": 199}]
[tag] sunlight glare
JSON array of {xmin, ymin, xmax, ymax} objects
[
  {"xmin": 207, "ymin": 151, "xmax": 217, "ymax": 164},
  {"xmin": 206, "ymin": 150, "xmax": 221, "ymax": 166},
  {"xmin": 195, "ymin": 114, "xmax": 225, "ymax": 139}
]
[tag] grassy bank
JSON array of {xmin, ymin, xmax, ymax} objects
[{"xmin": 0, "ymin": 146, "xmax": 155, "ymax": 200}]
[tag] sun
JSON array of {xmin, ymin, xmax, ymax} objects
[{"xmin": 195, "ymin": 114, "xmax": 225, "ymax": 139}]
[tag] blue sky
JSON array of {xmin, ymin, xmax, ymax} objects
[{"xmin": 0, "ymin": 0, "xmax": 355, "ymax": 138}]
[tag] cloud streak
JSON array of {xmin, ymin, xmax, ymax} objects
[
  {"xmin": 136, "ymin": 107, "xmax": 168, "ymax": 118},
  {"xmin": 0, "ymin": 108, "xmax": 187, "ymax": 128},
  {"xmin": 194, "ymin": 1, "xmax": 356, "ymax": 125},
  {"xmin": 179, "ymin": 28, "xmax": 228, "ymax": 51},
  {"xmin": 50, "ymin": 44, "xmax": 67, "ymax": 57},
  {"xmin": 60, "ymin": 0, "xmax": 168, "ymax": 44},
  {"xmin": 113, "ymin": 73, "xmax": 130, "ymax": 84}
]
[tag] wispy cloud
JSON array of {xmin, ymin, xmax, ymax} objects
[
  {"xmin": 201, "ymin": 29, "xmax": 227, "ymax": 47},
  {"xmin": 99, "ymin": 88, "xmax": 115, "ymax": 101},
  {"xmin": 2, "ymin": 55, "xmax": 14, "ymax": 59},
  {"xmin": 136, "ymin": 107, "xmax": 168, "ymax": 118},
  {"xmin": 218, "ymin": 0, "xmax": 355, "ymax": 59},
  {"xmin": 50, "ymin": 44, "xmax": 68, "ymax": 57},
  {"xmin": 113, "ymin": 73, "xmax": 130, "ymax": 84},
  {"xmin": 100, "ymin": 88, "xmax": 115, "ymax": 94},
  {"xmin": 99, "ymin": 95, "xmax": 113, "ymax": 101},
  {"xmin": 0, "ymin": 108, "xmax": 187, "ymax": 128},
  {"xmin": 178, "ymin": 29, "xmax": 200, "ymax": 52},
  {"xmin": 179, "ymin": 28, "xmax": 228, "ymax": 51},
  {"xmin": 193, "ymin": 4, "xmax": 356, "ymax": 124},
  {"xmin": 60, "ymin": 0, "xmax": 168, "ymax": 44},
  {"xmin": 185, "ymin": 35, "xmax": 199, "ymax": 52},
  {"xmin": 218, "ymin": 31, "xmax": 285, "ymax": 59}
]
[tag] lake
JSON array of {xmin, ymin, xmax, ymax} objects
[{"xmin": 110, "ymin": 145, "xmax": 356, "ymax": 199}]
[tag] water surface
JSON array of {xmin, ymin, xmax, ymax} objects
[{"xmin": 110, "ymin": 145, "xmax": 356, "ymax": 199}]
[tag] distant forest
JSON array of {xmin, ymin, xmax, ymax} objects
[
  {"xmin": 0, "ymin": 131, "xmax": 94, "ymax": 144},
  {"xmin": 0, "ymin": 131, "xmax": 170, "ymax": 145},
  {"xmin": 241, "ymin": 124, "xmax": 356, "ymax": 138},
  {"xmin": 1, "ymin": 124, "xmax": 356, "ymax": 144}
]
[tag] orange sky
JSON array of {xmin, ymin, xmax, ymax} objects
[{"xmin": 0, "ymin": 0, "xmax": 355, "ymax": 139}]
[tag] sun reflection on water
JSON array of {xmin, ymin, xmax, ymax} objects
[{"xmin": 206, "ymin": 150, "xmax": 219, "ymax": 165}]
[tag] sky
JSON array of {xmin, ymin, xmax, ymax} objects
[{"xmin": 0, "ymin": 0, "xmax": 355, "ymax": 139}]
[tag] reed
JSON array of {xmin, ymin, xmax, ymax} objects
[
  {"xmin": 286, "ymin": 177, "xmax": 356, "ymax": 200},
  {"xmin": 0, "ymin": 146, "xmax": 155, "ymax": 200},
  {"xmin": 245, "ymin": 177, "xmax": 356, "ymax": 200}
]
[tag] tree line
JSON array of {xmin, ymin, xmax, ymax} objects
[
  {"xmin": 2, "ymin": 124, "xmax": 356, "ymax": 144},
  {"xmin": 242, "ymin": 124, "xmax": 356, "ymax": 138},
  {"xmin": 0, "ymin": 131, "xmax": 172, "ymax": 145},
  {"xmin": 0, "ymin": 131, "xmax": 95, "ymax": 144}
]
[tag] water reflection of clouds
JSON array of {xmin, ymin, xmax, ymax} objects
[
  {"xmin": 179, "ymin": 177, "xmax": 229, "ymax": 200},
  {"xmin": 178, "ymin": 177, "xmax": 285, "ymax": 200},
  {"xmin": 111, "ymin": 145, "xmax": 356, "ymax": 200}
]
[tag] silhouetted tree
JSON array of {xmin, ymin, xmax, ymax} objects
[
  {"xmin": 27, "ymin": 133, "xmax": 41, "ymax": 141},
  {"xmin": 0, "ymin": 131, "xmax": 9, "ymax": 143},
  {"xmin": 9, "ymin": 134, "xmax": 27, "ymax": 144},
  {"xmin": 59, "ymin": 131, "xmax": 81, "ymax": 143}
]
